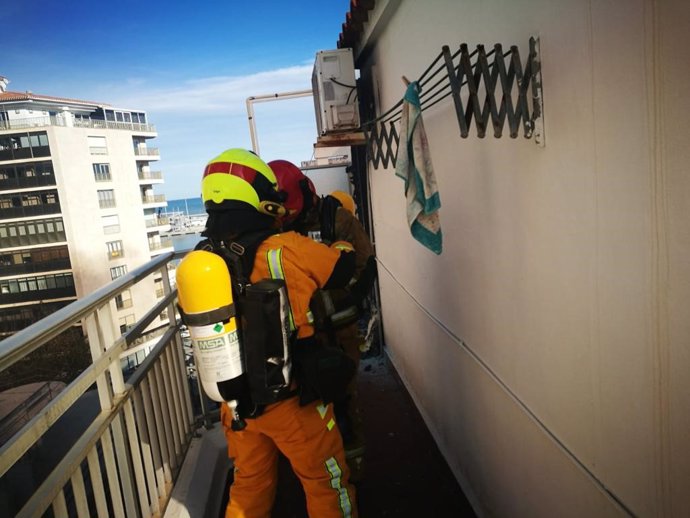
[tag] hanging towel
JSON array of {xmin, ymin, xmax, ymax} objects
[{"xmin": 394, "ymin": 81, "xmax": 442, "ymax": 254}]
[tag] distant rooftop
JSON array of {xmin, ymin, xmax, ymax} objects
[{"xmin": 0, "ymin": 90, "xmax": 108, "ymax": 107}]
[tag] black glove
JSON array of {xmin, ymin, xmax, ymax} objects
[{"xmin": 349, "ymin": 255, "xmax": 378, "ymax": 306}]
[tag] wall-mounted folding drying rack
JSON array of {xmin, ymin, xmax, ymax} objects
[{"xmin": 362, "ymin": 36, "xmax": 544, "ymax": 170}]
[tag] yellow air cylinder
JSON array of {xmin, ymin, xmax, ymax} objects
[{"xmin": 176, "ymin": 250, "xmax": 243, "ymax": 403}]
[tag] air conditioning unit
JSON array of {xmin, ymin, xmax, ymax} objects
[{"xmin": 312, "ymin": 48, "xmax": 360, "ymax": 136}]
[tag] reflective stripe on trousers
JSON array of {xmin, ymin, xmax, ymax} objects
[{"xmin": 221, "ymin": 398, "xmax": 358, "ymax": 518}]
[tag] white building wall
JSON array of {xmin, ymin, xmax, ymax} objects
[
  {"xmin": 359, "ymin": 0, "xmax": 689, "ymax": 515},
  {"xmin": 303, "ymin": 166, "xmax": 351, "ymax": 197},
  {"xmin": 48, "ymin": 126, "xmax": 158, "ymax": 320}
]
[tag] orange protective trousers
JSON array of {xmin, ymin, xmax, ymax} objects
[{"xmin": 221, "ymin": 396, "xmax": 358, "ymax": 518}]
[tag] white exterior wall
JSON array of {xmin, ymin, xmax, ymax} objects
[
  {"xmin": 303, "ymin": 166, "xmax": 351, "ymax": 197},
  {"xmin": 48, "ymin": 126, "xmax": 158, "ymax": 322},
  {"xmin": 359, "ymin": 0, "xmax": 689, "ymax": 516},
  {"xmin": 6, "ymin": 108, "xmax": 49, "ymax": 121}
]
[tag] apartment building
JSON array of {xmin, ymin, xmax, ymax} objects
[{"xmin": 0, "ymin": 76, "xmax": 172, "ymax": 337}]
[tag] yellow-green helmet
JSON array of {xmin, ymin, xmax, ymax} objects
[{"xmin": 201, "ymin": 149, "xmax": 281, "ymax": 212}]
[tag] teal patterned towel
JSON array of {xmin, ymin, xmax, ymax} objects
[{"xmin": 394, "ymin": 81, "xmax": 442, "ymax": 254}]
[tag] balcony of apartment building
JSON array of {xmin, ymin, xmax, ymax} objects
[
  {"xmin": 76, "ymin": 119, "xmax": 156, "ymax": 135},
  {"xmin": 0, "ymin": 245, "xmax": 71, "ymax": 277},
  {"xmin": 134, "ymin": 147, "xmax": 160, "ymax": 159},
  {"xmin": 0, "ymin": 251, "xmax": 473, "ymax": 518},
  {"xmin": 137, "ymin": 170, "xmax": 164, "ymax": 184},
  {"xmin": 148, "ymin": 237, "xmax": 173, "ymax": 254},
  {"xmin": 141, "ymin": 194, "xmax": 166, "ymax": 208},
  {"xmin": 0, "ymin": 218, "xmax": 67, "ymax": 249},
  {"xmin": 0, "ymin": 163, "xmax": 56, "ymax": 191},
  {"xmin": 0, "ymin": 191, "xmax": 61, "ymax": 219},
  {"xmin": 0, "ymin": 133, "xmax": 50, "ymax": 162},
  {"xmin": 0, "ymin": 114, "xmax": 156, "ymax": 134},
  {"xmin": 0, "ymin": 272, "xmax": 76, "ymax": 305},
  {"xmin": 0, "ymin": 115, "xmax": 56, "ymax": 131},
  {"xmin": 145, "ymin": 215, "xmax": 171, "ymax": 232}
]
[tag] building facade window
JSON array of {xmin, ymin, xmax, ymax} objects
[
  {"xmin": 106, "ymin": 240, "xmax": 124, "ymax": 259},
  {"xmin": 93, "ymin": 163, "xmax": 111, "ymax": 182},
  {"xmin": 97, "ymin": 189, "xmax": 116, "ymax": 209},
  {"xmin": 88, "ymin": 135, "xmax": 107, "ymax": 155},
  {"xmin": 115, "ymin": 289, "xmax": 133, "ymax": 310},
  {"xmin": 110, "ymin": 265, "xmax": 127, "ymax": 280},
  {"xmin": 118, "ymin": 313, "xmax": 135, "ymax": 334},
  {"xmin": 102, "ymin": 214, "xmax": 120, "ymax": 235},
  {"xmin": 104, "ymin": 110, "xmax": 146, "ymax": 125}
]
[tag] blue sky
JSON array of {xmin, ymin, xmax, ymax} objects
[{"xmin": 0, "ymin": 0, "xmax": 351, "ymax": 199}]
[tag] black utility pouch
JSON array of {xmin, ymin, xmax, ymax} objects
[
  {"xmin": 241, "ymin": 279, "xmax": 295, "ymax": 405},
  {"xmin": 292, "ymin": 336, "xmax": 357, "ymax": 406}
]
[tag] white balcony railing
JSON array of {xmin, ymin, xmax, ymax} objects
[
  {"xmin": 148, "ymin": 238, "xmax": 173, "ymax": 251},
  {"xmin": 142, "ymin": 194, "xmax": 166, "ymax": 205},
  {"xmin": 134, "ymin": 148, "xmax": 160, "ymax": 157},
  {"xmin": 0, "ymin": 116, "xmax": 156, "ymax": 133},
  {"xmin": 0, "ymin": 252, "xmax": 195, "ymax": 518},
  {"xmin": 138, "ymin": 171, "xmax": 163, "ymax": 181},
  {"xmin": 146, "ymin": 217, "xmax": 170, "ymax": 228}
]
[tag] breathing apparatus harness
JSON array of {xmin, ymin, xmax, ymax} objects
[
  {"xmin": 192, "ymin": 228, "xmax": 356, "ymax": 424},
  {"xmin": 191, "ymin": 229, "xmax": 297, "ymax": 430},
  {"xmin": 306, "ymin": 195, "xmax": 376, "ymax": 339}
]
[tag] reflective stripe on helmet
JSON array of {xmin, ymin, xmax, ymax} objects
[
  {"xmin": 203, "ymin": 161, "xmax": 258, "ymax": 183},
  {"xmin": 201, "ymin": 148, "xmax": 279, "ymax": 206},
  {"xmin": 209, "ymin": 148, "xmax": 277, "ymax": 185}
]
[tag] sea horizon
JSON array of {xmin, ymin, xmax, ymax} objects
[
  {"xmin": 165, "ymin": 198, "xmax": 205, "ymax": 252},
  {"xmin": 165, "ymin": 197, "xmax": 204, "ymax": 216}
]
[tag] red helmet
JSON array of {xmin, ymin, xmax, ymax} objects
[{"xmin": 268, "ymin": 160, "xmax": 317, "ymax": 223}]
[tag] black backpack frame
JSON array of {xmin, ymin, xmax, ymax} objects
[{"xmin": 199, "ymin": 234, "xmax": 296, "ymax": 412}]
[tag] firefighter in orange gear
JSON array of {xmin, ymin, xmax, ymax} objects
[
  {"xmin": 200, "ymin": 149, "xmax": 358, "ymax": 518},
  {"xmin": 268, "ymin": 160, "xmax": 377, "ymax": 481},
  {"xmin": 330, "ymin": 190, "xmax": 356, "ymax": 215}
]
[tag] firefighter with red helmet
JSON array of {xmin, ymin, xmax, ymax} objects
[
  {"xmin": 197, "ymin": 149, "xmax": 358, "ymax": 518},
  {"xmin": 268, "ymin": 159, "xmax": 377, "ymax": 481}
]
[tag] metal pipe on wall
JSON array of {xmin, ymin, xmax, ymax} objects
[{"xmin": 245, "ymin": 89, "xmax": 313, "ymax": 155}]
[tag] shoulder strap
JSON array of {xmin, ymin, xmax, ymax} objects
[{"xmin": 205, "ymin": 229, "xmax": 276, "ymax": 295}]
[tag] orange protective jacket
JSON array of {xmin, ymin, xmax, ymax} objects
[
  {"xmin": 222, "ymin": 230, "xmax": 358, "ymax": 518},
  {"xmin": 252, "ymin": 231, "xmax": 344, "ymax": 338}
]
